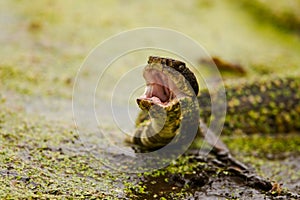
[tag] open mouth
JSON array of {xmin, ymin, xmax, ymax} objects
[
  {"xmin": 136, "ymin": 56, "xmax": 199, "ymax": 110},
  {"xmin": 137, "ymin": 69, "xmax": 177, "ymax": 107}
]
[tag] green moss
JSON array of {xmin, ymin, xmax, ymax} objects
[
  {"xmin": 0, "ymin": 64, "xmax": 73, "ymax": 97},
  {"xmin": 223, "ymin": 134, "xmax": 300, "ymax": 157},
  {"xmin": 0, "ymin": 106, "xmax": 130, "ymax": 198},
  {"xmin": 237, "ymin": 0, "xmax": 300, "ymax": 32},
  {"xmin": 1, "ymin": 0, "xmax": 300, "ymax": 198}
]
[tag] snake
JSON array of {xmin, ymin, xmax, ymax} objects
[{"xmin": 127, "ymin": 56, "xmax": 300, "ymax": 151}]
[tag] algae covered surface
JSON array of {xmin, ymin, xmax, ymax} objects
[{"xmin": 1, "ymin": 0, "xmax": 300, "ymax": 199}]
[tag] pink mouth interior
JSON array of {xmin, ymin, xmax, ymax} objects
[{"xmin": 138, "ymin": 69, "xmax": 176, "ymax": 105}]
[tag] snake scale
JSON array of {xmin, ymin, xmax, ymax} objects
[{"xmin": 128, "ymin": 56, "xmax": 300, "ymax": 151}]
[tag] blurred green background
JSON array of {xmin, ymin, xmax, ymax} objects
[{"xmin": 0, "ymin": 0, "xmax": 300, "ymax": 198}]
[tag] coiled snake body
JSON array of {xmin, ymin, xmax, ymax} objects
[{"xmin": 128, "ymin": 56, "xmax": 300, "ymax": 151}]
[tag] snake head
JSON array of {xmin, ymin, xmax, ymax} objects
[
  {"xmin": 137, "ymin": 56, "xmax": 199, "ymax": 111},
  {"xmin": 132, "ymin": 56, "xmax": 200, "ymax": 150}
]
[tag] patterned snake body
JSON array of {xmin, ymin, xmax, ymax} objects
[
  {"xmin": 130, "ymin": 56, "xmax": 199, "ymax": 150},
  {"xmin": 129, "ymin": 56, "xmax": 300, "ymax": 150}
]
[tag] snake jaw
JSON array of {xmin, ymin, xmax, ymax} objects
[
  {"xmin": 132, "ymin": 56, "xmax": 201, "ymax": 150},
  {"xmin": 144, "ymin": 83, "xmax": 174, "ymax": 104},
  {"xmin": 137, "ymin": 68, "xmax": 177, "ymax": 110},
  {"xmin": 136, "ymin": 56, "xmax": 199, "ymax": 112}
]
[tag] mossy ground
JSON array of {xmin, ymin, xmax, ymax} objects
[
  {"xmin": 237, "ymin": 0, "xmax": 300, "ymax": 32},
  {"xmin": 0, "ymin": 105, "xmax": 122, "ymax": 198},
  {"xmin": 1, "ymin": 0, "xmax": 300, "ymax": 199}
]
